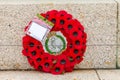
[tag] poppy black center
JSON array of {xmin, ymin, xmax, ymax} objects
[
  {"xmin": 77, "ymin": 56, "xmax": 80, "ymax": 60},
  {"xmin": 26, "ymin": 49, "xmax": 28, "ymax": 52},
  {"xmin": 45, "ymin": 15, "xmax": 49, "ymax": 19},
  {"xmin": 51, "ymin": 19, "xmax": 56, "ymax": 23},
  {"xmin": 29, "ymin": 42, "xmax": 34, "ymax": 47},
  {"xmin": 61, "ymin": 60, "xmax": 66, "ymax": 64},
  {"xmin": 36, "ymin": 58, "xmax": 41, "ymax": 62},
  {"xmin": 75, "ymin": 40, "xmax": 80, "ymax": 45},
  {"xmin": 37, "ymin": 46, "xmax": 40, "ymax": 49},
  {"xmin": 74, "ymin": 49, "xmax": 78, "ymax": 54},
  {"xmin": 38, "ymin": 66, "xmax": 42, "ymax": 70},
  {"xmin": 69, "ymin": 44, "xmax": 73, "ymax": 48},
  {"xmin": 45, "ymin": 63, "xmax": 49, "ymax": 67},
  {"xmin": 68, "ymin": 25, "xmax": 73, "ymax": 29},
  {"xmin": 73, "ymin": 32, "xmax": 78, "ymax": 36},
  {"xmin": 31, "ymin": 51, "xmax": 36, "ymax": 56},
  {"xmin": 69, "ymin": 57, "xmax": 74, "ymax": 62},
  {"xmin": 55, "ymin": 68, "xmax": 60, "ymax": 72},
  {"xmin": 60, "ymin": 20, "xmax": 65, "ymax": 25}
]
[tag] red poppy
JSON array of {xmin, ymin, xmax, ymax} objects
[
  {"xmin": 51, "ymin": 64, "xmax": 64, "ymax": 75},
  {"xmin": 40, "ymin": 13, "xmax": 46, "ymax": 17},
  {"xmin": 74, "ymin": 19, "xmax": 84, "ymax": 31},
  {"xmin": 56, "ymin": 10, "xmax": 67, "ymax": 17},
  {"xmin": 22, "ymin": 35, "xmax": 31, "ymax": 49},
  {"xmin": 67, "ymin": 52, "xmax": 78, "ymax": 67},
  {"xmin": 65, "ymin": 65, "xmax": 74, "ymax": 72},
  {"xmin": 63, "ymin": 19, "xmax": 78, "ymax": 31},
  {"xmin": 27, "ymin": 58, "xmax": 34, "ymax": 67},
  {"xmin": 56, "ymin": 54, "xmax": 70, "ymax": 68},
  {"xmin": 28, "ymin": 47, "xmax": 42, "ymax": 59},
  {"xmin": 42, "ymin": 60, "xmax": 53, "ymax": 72},
  {"xmin": 47, "ymin": 10, "xmax": 58, "ymax": 16},
  {"xmin": 55, "ymin": 16, "xmax": 68, "ymax": 29},
  {"xmin": 22, "ymin": 48, "xmax": 28, "ymax": 56},
  {"xmin": 75, "ymin": 56, "xmax": 83, "ymax": 64},
  {"xmin": 64, "ymin": 13, "xmax": 72, "ymax": 20},
  {"xmin": 22, "ymin": 35, "xmax": 41, "ymax": 49}
]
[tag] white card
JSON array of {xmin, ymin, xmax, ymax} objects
[{"xmin": 26, "ymin": 22, "xmax": 48, "ymax": 41}]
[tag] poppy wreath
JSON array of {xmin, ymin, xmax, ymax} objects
[{"xmin": 22, "ymin": 10, "xmax": 87, "ymax": 75}]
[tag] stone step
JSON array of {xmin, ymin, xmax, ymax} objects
[
  {"xmin": 0, "ymin": 70, "xmax": 120, "ymax": 80},
  {"xmin": 0, "ymin": 70, "xmax": 100, "ymax": 80},
  {"xmin": 0, "ymin": 0, "xmax": 118, "ymax": 69}
]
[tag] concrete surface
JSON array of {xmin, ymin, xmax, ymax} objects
[
  {"xmin": 0, "ymin": 46, "xmax": 32, "ymax": 70},
  {"xmin": 75, "ymin": 46, "xmax": 116, "ymax": 69},
  {"xmin": 0, "ymin": 70, "xmax": 99, "ymax": 80},
  {"xmin": 97, "ymin": 70, "xmax": 120, "ymax": 80},
  {"xmin": 0, "ymin": 70, "xmax": 120, "ymax": 80}
]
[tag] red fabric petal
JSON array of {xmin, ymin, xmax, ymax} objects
[
  {"xmin": 51, "ymin": 64, "xmax": 64, "ymax": 75},
  {"xmin": 42, "ymin": 60, "xmax": 53, "ymax": 72}
]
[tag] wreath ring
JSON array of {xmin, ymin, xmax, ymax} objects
[{"xmin": 22, "ymin": 10, "xmax": 87, "ymax": 75}]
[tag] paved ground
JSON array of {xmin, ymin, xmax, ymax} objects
[{"xmin": 0, "ymin": 70, "xmax": 119, "ymax": 80}]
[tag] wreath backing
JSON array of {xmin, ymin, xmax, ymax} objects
[{"xmin": 22, "ymin": 10, "xmax": 87, "ymax": 75}]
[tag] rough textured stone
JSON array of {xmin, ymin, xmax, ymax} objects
[
  {"xmin": 0, "ymin": 0, "xmax": 116, "ymax": 4},
  {"xmin": 75, "ymin": 46, "xmax": 116, "ymax": 69},
  {"xmin": 0, "ymin": 0, "xmax": 117, "ymax": 69},
  {"xmin": 0, "ymin": 46, "xmax": 116, "ymax": 69},
  {"xmin": 0, "ymin": 46, "xmax": 32, "ymax": 69},
  {"xmin": 0, "ymin": 70, "xmax": 99, "ymax": 80},
  {"xmin": 0, "ymin": 0, "xmax": 117, "ymax": 45},
  {"xmin": 97, "ymin": 70, "xmax": 120, "ymax": 80}
]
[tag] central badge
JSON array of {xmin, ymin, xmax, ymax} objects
[{"xmin": 44, "ymin": 31, "xmax": 67, "ymax": 55}]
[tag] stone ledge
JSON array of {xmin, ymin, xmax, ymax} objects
[{"xmin": 0, "ymin": 70, "xmax": 98, "ymax": 80}]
